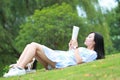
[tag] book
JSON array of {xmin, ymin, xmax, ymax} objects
[{"xmin": 71, "ymin": 26, "xmax": 80, "ymax": 40}]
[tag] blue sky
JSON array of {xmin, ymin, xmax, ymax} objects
[
  {"xmin": 76, "ymin": 0, "xmax": 118, "ymax": 17},
  {"xmin": 98, "ymin": 0, "xmax": 118, "ymax": 10}
]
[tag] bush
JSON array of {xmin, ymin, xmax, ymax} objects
[{"xmin": 0, "ymin": 53, "xmax": 17, "ymax": 77}]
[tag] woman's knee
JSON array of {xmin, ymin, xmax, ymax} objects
[
  {"xmin": 30, "ymin": 42, "xmax": 42, "ymax": 50},
  {"xmin": 25, "ymin": 42, "xmax": 37, "ymax": 49},
  {"xmin": 30, "ymin": 42, "xmax": 40, "ymax": 46}
]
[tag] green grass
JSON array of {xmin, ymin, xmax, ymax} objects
[{"xmin": 1, "ymin": 53, "xmax": 120, "ymax": 80}]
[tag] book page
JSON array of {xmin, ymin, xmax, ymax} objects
[{"xmin": 72, "ymin": 26, "xmax": 80, "ymax": 40}]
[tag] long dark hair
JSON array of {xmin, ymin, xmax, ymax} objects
[{"xmin": 93, "ymin": 32, "xmax": 105, "ymax": 59}]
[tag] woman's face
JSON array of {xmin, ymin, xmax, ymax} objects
[{"xmin": 84, "ymin": 33, "xmax": 95, "ymax": 48}]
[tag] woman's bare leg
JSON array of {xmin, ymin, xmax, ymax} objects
[
  {"xmin": 31, "ymin": 42, "xmax": 56, "ymax": 68},
  {"xmin": 35, "ymin": 56, "xmax": 48, "ymax": 69},
  {"xmin": 16, "ymin": 42, "xmax": 56, "ymax": 69},
  {"xmin": 16, "ymin": 43, "xmax": 37, "ymax": 68},
  {"xmin": 17, "ymin": 44, "xmax": 33, "ymax": 64}
]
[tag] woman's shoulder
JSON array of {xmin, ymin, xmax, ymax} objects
[{"xmin": 78, "ymin": 47, "xmax": 97, "ymax": 54}]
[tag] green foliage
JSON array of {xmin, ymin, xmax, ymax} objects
[
  {"xmin": 2, "ymin": 65, "xmax": 9, "ymax": 76},
  {"xmin": 15, "ymin": 3, "xmax": 85, "ymax": 52},
  {"xmin": 105, "ymin": 1, "xmax": 120, "ymax": 52},
  {"xmin": 0, "ymin": 24, "xmax": 18, "ymax": 77},
  {"xmin": 76, "ymin": 0, "xmax": 113, "ymax": 54},
  {"xmin": 0, "ymin": 53, "xmax": 17, "ymax": 77},
  {"xmin": 0, "ymin": 0, "xmax": 42, "ymax": 76}
]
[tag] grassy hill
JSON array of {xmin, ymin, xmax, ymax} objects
[{"xmin": 1, "ymin": 53, "xmax": 120, "ymax": 80}]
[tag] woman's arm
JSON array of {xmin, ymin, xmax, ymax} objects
[
  {"xmin": 74, "ymin": 49, "xmax": 82, "ymax": 64},
  {"xmin": 69, "ymin": 39, "xmax": 78, "ymax": 50}
]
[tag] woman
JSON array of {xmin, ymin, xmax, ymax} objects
[{"xmin": 3, "ymin": 32, "xmax": 105, "ymax": 77}]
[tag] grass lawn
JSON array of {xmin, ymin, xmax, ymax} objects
[{"xmin": 0, "ymin": 53, "xmax": 120, "ymax": 80}]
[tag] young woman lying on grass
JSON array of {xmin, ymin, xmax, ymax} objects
[{"xmin": 3, "ymin": 32, "xmax": 105, "ymax": 77}]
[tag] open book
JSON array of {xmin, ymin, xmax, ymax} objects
[{"xmin": 72, "ymin": 26, "xmax": 80, "ymax": 40}]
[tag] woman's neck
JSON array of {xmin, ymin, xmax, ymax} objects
[{"xmin": 87, "ymin": 46, "xmax": 94, "ymax": 50}]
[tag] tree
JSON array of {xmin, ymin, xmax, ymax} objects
[
  {"xmin": 76, "ymin": 0, "xmax": 113, "ymax": 54},
  {"xmin": 15, "ymin": 3, "xmax": 85, "ymax": 53},
  {"xmin": 106, "ymin": 0, "xmax": 120, "ymax": 52}
]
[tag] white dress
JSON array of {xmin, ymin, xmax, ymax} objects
[{"xmin": 41, "ymin": 45, "xmax": 97, "ymax": 68}]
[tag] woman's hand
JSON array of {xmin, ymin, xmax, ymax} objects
[{"xmin": 69, "ymin": 39, "xmax": 78, "ymax": 50}]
